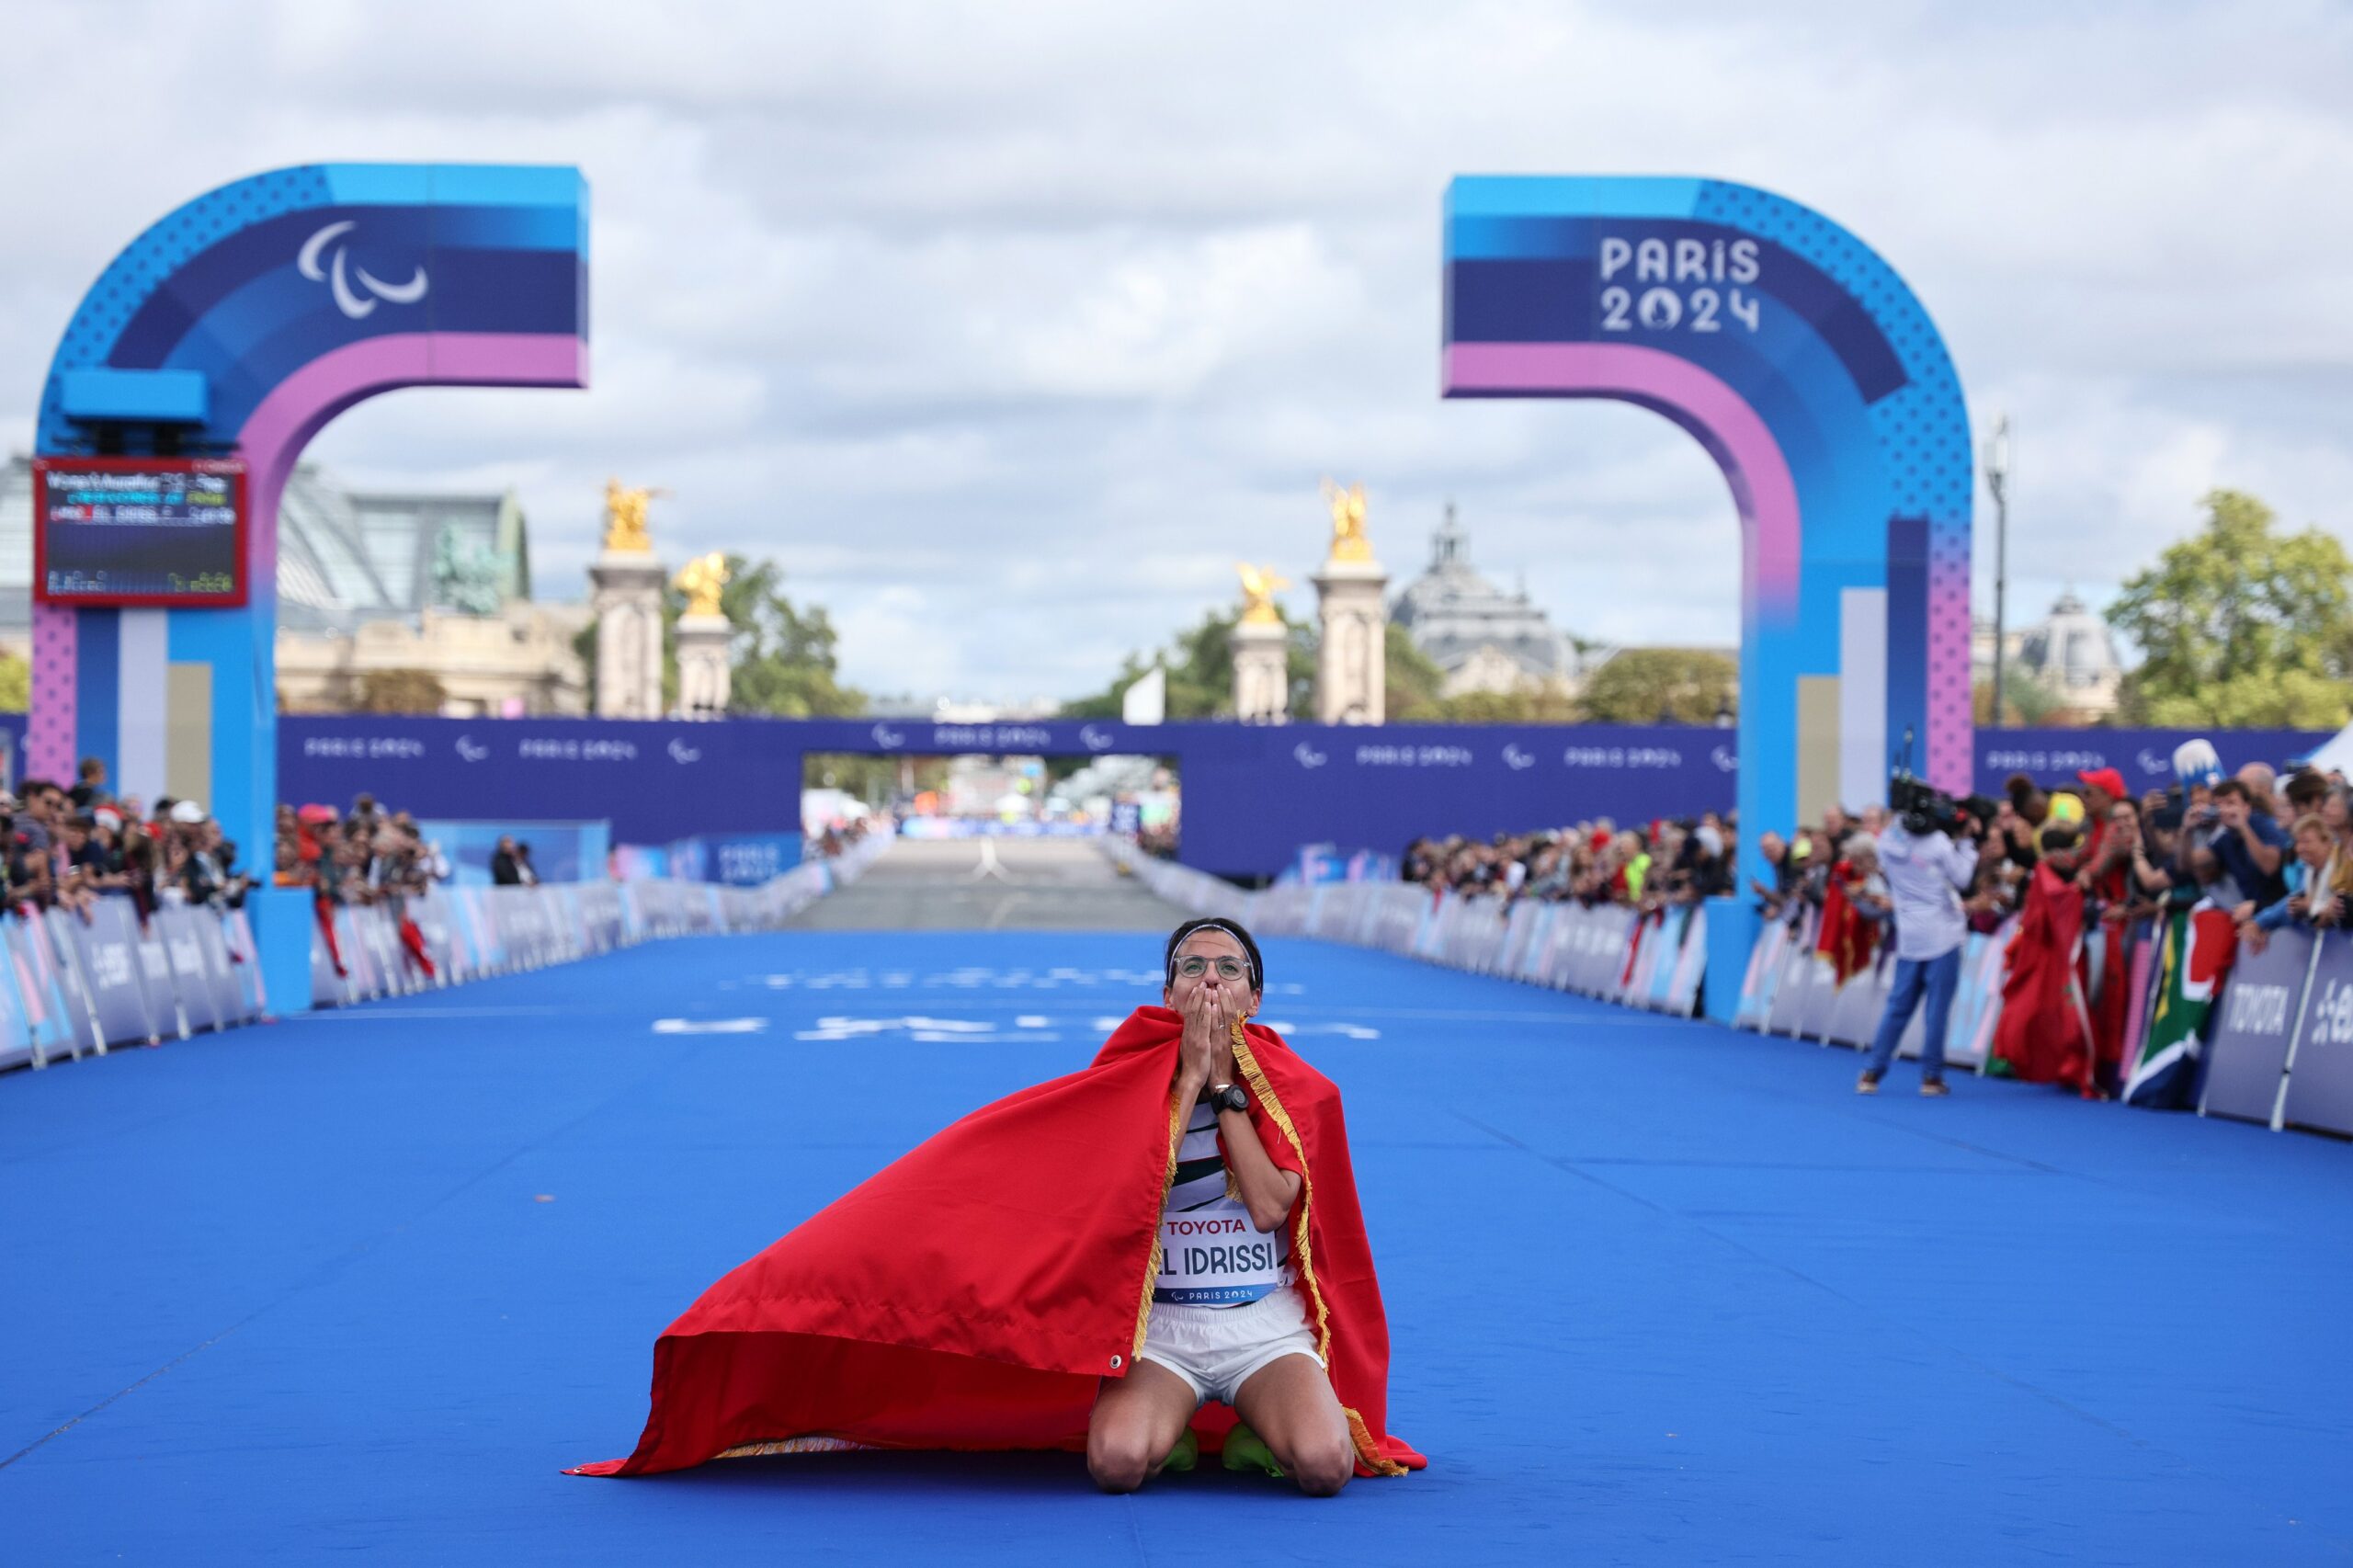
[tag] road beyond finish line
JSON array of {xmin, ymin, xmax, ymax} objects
[
  {"xmin": 1, "ymin": 926, "xmax": 2347, "ymax": 1563},
  {"xmin": 785, "ymin": 837, "xmax": 1188, "ymax": 930}
]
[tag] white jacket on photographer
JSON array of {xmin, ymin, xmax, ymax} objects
[{"xmin": 1873, "ymin": 821, "xmax": 1978, "ymax": 961}]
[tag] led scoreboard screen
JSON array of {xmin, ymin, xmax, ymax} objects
[{"xmin": 32, "ymin": 457, "xmax": 248, "ymax": 608}]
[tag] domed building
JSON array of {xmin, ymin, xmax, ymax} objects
[
  {"xmin": 1972, "ymin": 590, "xmax": 2125, "ymax": 721},
  {"xmin": 1390, "ymin": 505, "xmax": 1571, "ymax": 697}
]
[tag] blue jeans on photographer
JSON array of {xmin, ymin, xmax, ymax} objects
[{"xmin": 1863, "ymin": 945, "xmax": 1961, "ymax": 1081}]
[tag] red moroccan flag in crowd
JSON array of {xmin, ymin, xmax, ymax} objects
[
  {"xmin": 1815, "ymin": 863, "xmax": 1878, "ymax": 988},
  {"xmin": 1993, "ymin": 860, "xmax": 2092, "ymax": 1087}
]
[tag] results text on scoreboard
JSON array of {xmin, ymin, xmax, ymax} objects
[{"xmin": 31, "ymin": 458, "xmax": 248, "ymax": 608}]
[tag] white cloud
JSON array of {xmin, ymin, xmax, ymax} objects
[{"xmin": 4, "ymin": 1, "xmax": 2350, "ymax": 698}]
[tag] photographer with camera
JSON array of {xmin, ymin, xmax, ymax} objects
[{"xmin": 1856, "ymin": 775, "xmax": 1992, "ymax": 1098}]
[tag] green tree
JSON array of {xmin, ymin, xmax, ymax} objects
[
  {"xmin": 807, "ymin": 751, "xmax": 951, "ymax": 808},
  {"xmin": 1383, "ymin": 625, "xmax": 1449, "ymax": 719},
  {"xmin": 1062, "ymin": 608, "xmax": 1315, "ymax": 720},
  {"xmin": 352, "ymin": 668, "xmax": 448, "ymax": 714},
  {"xmin": 712, "ymin": 556, "xmax": 865, "ymax": 717},
  {"xmin": 1579, "ymin": 648, "xmax": 1738, "ymax": 723},
  {"xmin": 1433, "ymin": 687, "xmax": 1583, "ymax": 722},
  {"xmin": 1973, "ymin": 669, "xmax": 2069, "ymax": 726},
  {"xmin": 2108, "ymin": 489, "xmax": 2353, "ymax": 727},
  {"xmin": 1055, "ymin": 664, "xmax": 1150, "ymax": 721}
]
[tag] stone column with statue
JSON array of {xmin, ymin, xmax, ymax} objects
[
  {"xmin": 673, "ymin": 553, "xmax": 733, "ymax": 718},
  {"xmin": 590, "ymin": 479, "xmax": 668, "ymax": 719},
  {"xmin": 1229, "ymin": 563, "xmax": 1290, "ymax": 723},
  {"xmin": 1313, "ymin": 481, "xmax": 1387, "ymax": 724}
]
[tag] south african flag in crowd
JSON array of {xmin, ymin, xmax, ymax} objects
[{"xmin": 2123, "ymin": 898, "xmax": 2237, "ymax": 1108}]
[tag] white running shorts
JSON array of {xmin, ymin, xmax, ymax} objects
[{"xmin": 1135, "ymin": 1284, "xmax": 1324, "ymax": 1406}]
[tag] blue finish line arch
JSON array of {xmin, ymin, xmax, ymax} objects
[
  {"xmin": 1442, "ymin": 176, "xmax": 1974, "ymax": 937},
  {"xmin": 30, "ymin": 164, "xmax": 590, "ymax": 1010}
]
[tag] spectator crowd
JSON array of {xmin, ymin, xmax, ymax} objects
[
  {"xmin": 277, "ymin": 790, "xmax": 451, "ymax": 983},
  {"xmin": 811, "ymin": 817, "xmax": 879, "ymax": 861},
  {"xmin": 1403, "ymin": 812, "xmax": 1738, "ymax": 917},
  {"xmin": 4, "ymin": 756, "xmax": 256, "ymax": 922},
  {"xmin": 1749, "ymin": 752, "xmax": 2353, "ymax": 960},
  {"xmin": 1401, "ymin": 738, "xmax": 2353, "ymax": 1099}
]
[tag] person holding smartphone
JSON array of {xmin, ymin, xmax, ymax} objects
[
  {"xmin": 2239, "ymin": 815, "xmax": 2349, "ymax": 953},
  {"xmin": 2210, "ymin": 778, "xmax": 2290, "ymax": 919}
]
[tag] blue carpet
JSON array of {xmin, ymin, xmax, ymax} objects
[{"xmin": 2, "ymin": 931, "xmax": 2348, "ymax": 1565}]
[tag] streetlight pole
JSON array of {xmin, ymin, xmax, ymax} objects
[{"xmin": 1983, "ymin": 415, "xmax": 2011, "ymax": 728}]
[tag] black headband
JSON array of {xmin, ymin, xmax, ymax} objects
[{"xmin": 1166, "ymin": 919, "xmax": 1262, "ymax": 992}]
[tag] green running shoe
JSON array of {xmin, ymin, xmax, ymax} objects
[
  {"xmin": 1221, "ymin": 1422, "xmax": 1286, "ymax": 1479},
  {"xmin": 1161, "ymin": 1428, "xmax": 1199, "ymax": 1474}
]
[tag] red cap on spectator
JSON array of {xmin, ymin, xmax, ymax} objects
[
  {"xmin": 297, "ymin": 803, "xmax": 336, "ymax": 825},
  {"xmin": 2076, "ymin": 767, "xmax": 2129, "ymax": 801}
]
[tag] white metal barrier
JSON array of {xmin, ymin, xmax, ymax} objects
[
  {"xmin": 1107, "ymin": 840, "xmax": 2006, "ymax": 1050},
  {"xmin": 309, "ymin": 836, "xmax": 889, "ymax": 1008},
  {"xmin": 0, "ymin": 836, "xmax": 888, "ymax": 1073},
  {"xmin": 1102, "ymin": 841, "xmax": 1707, "ymax": 1016},
  {"xmin": 0, "ymin": 898, "xmax": 268, "ymax": 1071},
  {"xmin": 1109, "ymin": 840, "xmax": 2029, "ymax": 1060}
]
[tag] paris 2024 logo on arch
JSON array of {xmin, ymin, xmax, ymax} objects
[{"xmin": 1443, "ymin": 175, "xmax": 1972, "ymax": 911}]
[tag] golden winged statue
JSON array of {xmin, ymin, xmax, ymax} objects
[
  {"xmin": 675, "ymin": 552, "xmax": 730, "ymax": 618},
  {"xmin": 601, "ymin": 478, "xmax": 664, "ymax": 554},
  {"xmin": 1236, "ymin": 562, "xmax": 1289, "ymax": 626},
  {"xmin": 1323, "ymin": 479, "xmax": 1371, "ymax": 563}
]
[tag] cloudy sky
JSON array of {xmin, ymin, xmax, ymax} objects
[{"xmin": 6, "ymin": 1, "xmax": 2350, "ymax": 703}]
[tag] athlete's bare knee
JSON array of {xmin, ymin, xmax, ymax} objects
[
  {"xmin": 1087, "ymin": 1435, "xmax": 1154, "ymax": 1494},
  {"xmin": 1290, "ymin": 1437, "xmax": 1355, "ymax": 1496}
]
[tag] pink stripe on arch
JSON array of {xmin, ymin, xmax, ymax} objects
[
  {"xmin": 237, "ymin": 332, "xmax": 588, "ymax": 558},
  {"xmin": 1443, "ymin": 343, "xmax": 1799, "ymax": 613},
  {"xmin": 432, "ymin": 332, "xmax": 588, "ymax": 389},
  {"xmin": 27, "ymin": 603, "xmax": 77, "ymax": 780},
  {"xmin": 1926, "ymin": 554, "xmax": 1973, "ymax": 794}
]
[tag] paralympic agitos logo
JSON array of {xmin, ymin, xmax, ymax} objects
[{"xmin": 299, "ymin": 221, "xmax": 428, "ymax": 320}]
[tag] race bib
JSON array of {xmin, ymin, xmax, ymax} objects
[{"xmin": 1154, "ymin": 1199, "xmax": 1288, "ymax": 1305}]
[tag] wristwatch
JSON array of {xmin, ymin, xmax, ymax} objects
[{"xmin": 1209, "ymin": 1083, "xmax": 1250, "ymax": 1115}]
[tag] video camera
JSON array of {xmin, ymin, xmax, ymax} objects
[
  {"xmin": 1885, "ymin": 727, "xmax": 1996, "ymax": 838},
  {"xmin": 1890, "ymin": 772, "xmax": 1997, "ymax": 839}
]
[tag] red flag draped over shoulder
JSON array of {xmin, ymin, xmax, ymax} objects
[{"xmin": 569, "ymin": 1007, "xmax": 1421, "ymax": 1478}]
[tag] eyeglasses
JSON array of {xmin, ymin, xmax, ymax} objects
[{"xmin": 1174, "ymin": 955, "xmax": 1248, "ymax": 981}]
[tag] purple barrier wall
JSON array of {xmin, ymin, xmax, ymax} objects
[
  {"xmin": 278, "ymin": 715, "xmax": 1743, "ymax": 879},
  {"xmin": 2200, "ymin": 927, "xmax": 2313, "ymax": 1122},
  {"xmin": 85, "ymin": 712, "xmax": 2324, "ymax": 884},
  {"xmin": 2281, "ymin": 928, "xmax": 2353, "ymax": 1137},
  {"xmin": 1973, "ymin": 728, "xmax": 2331, "ymax": 797}
]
